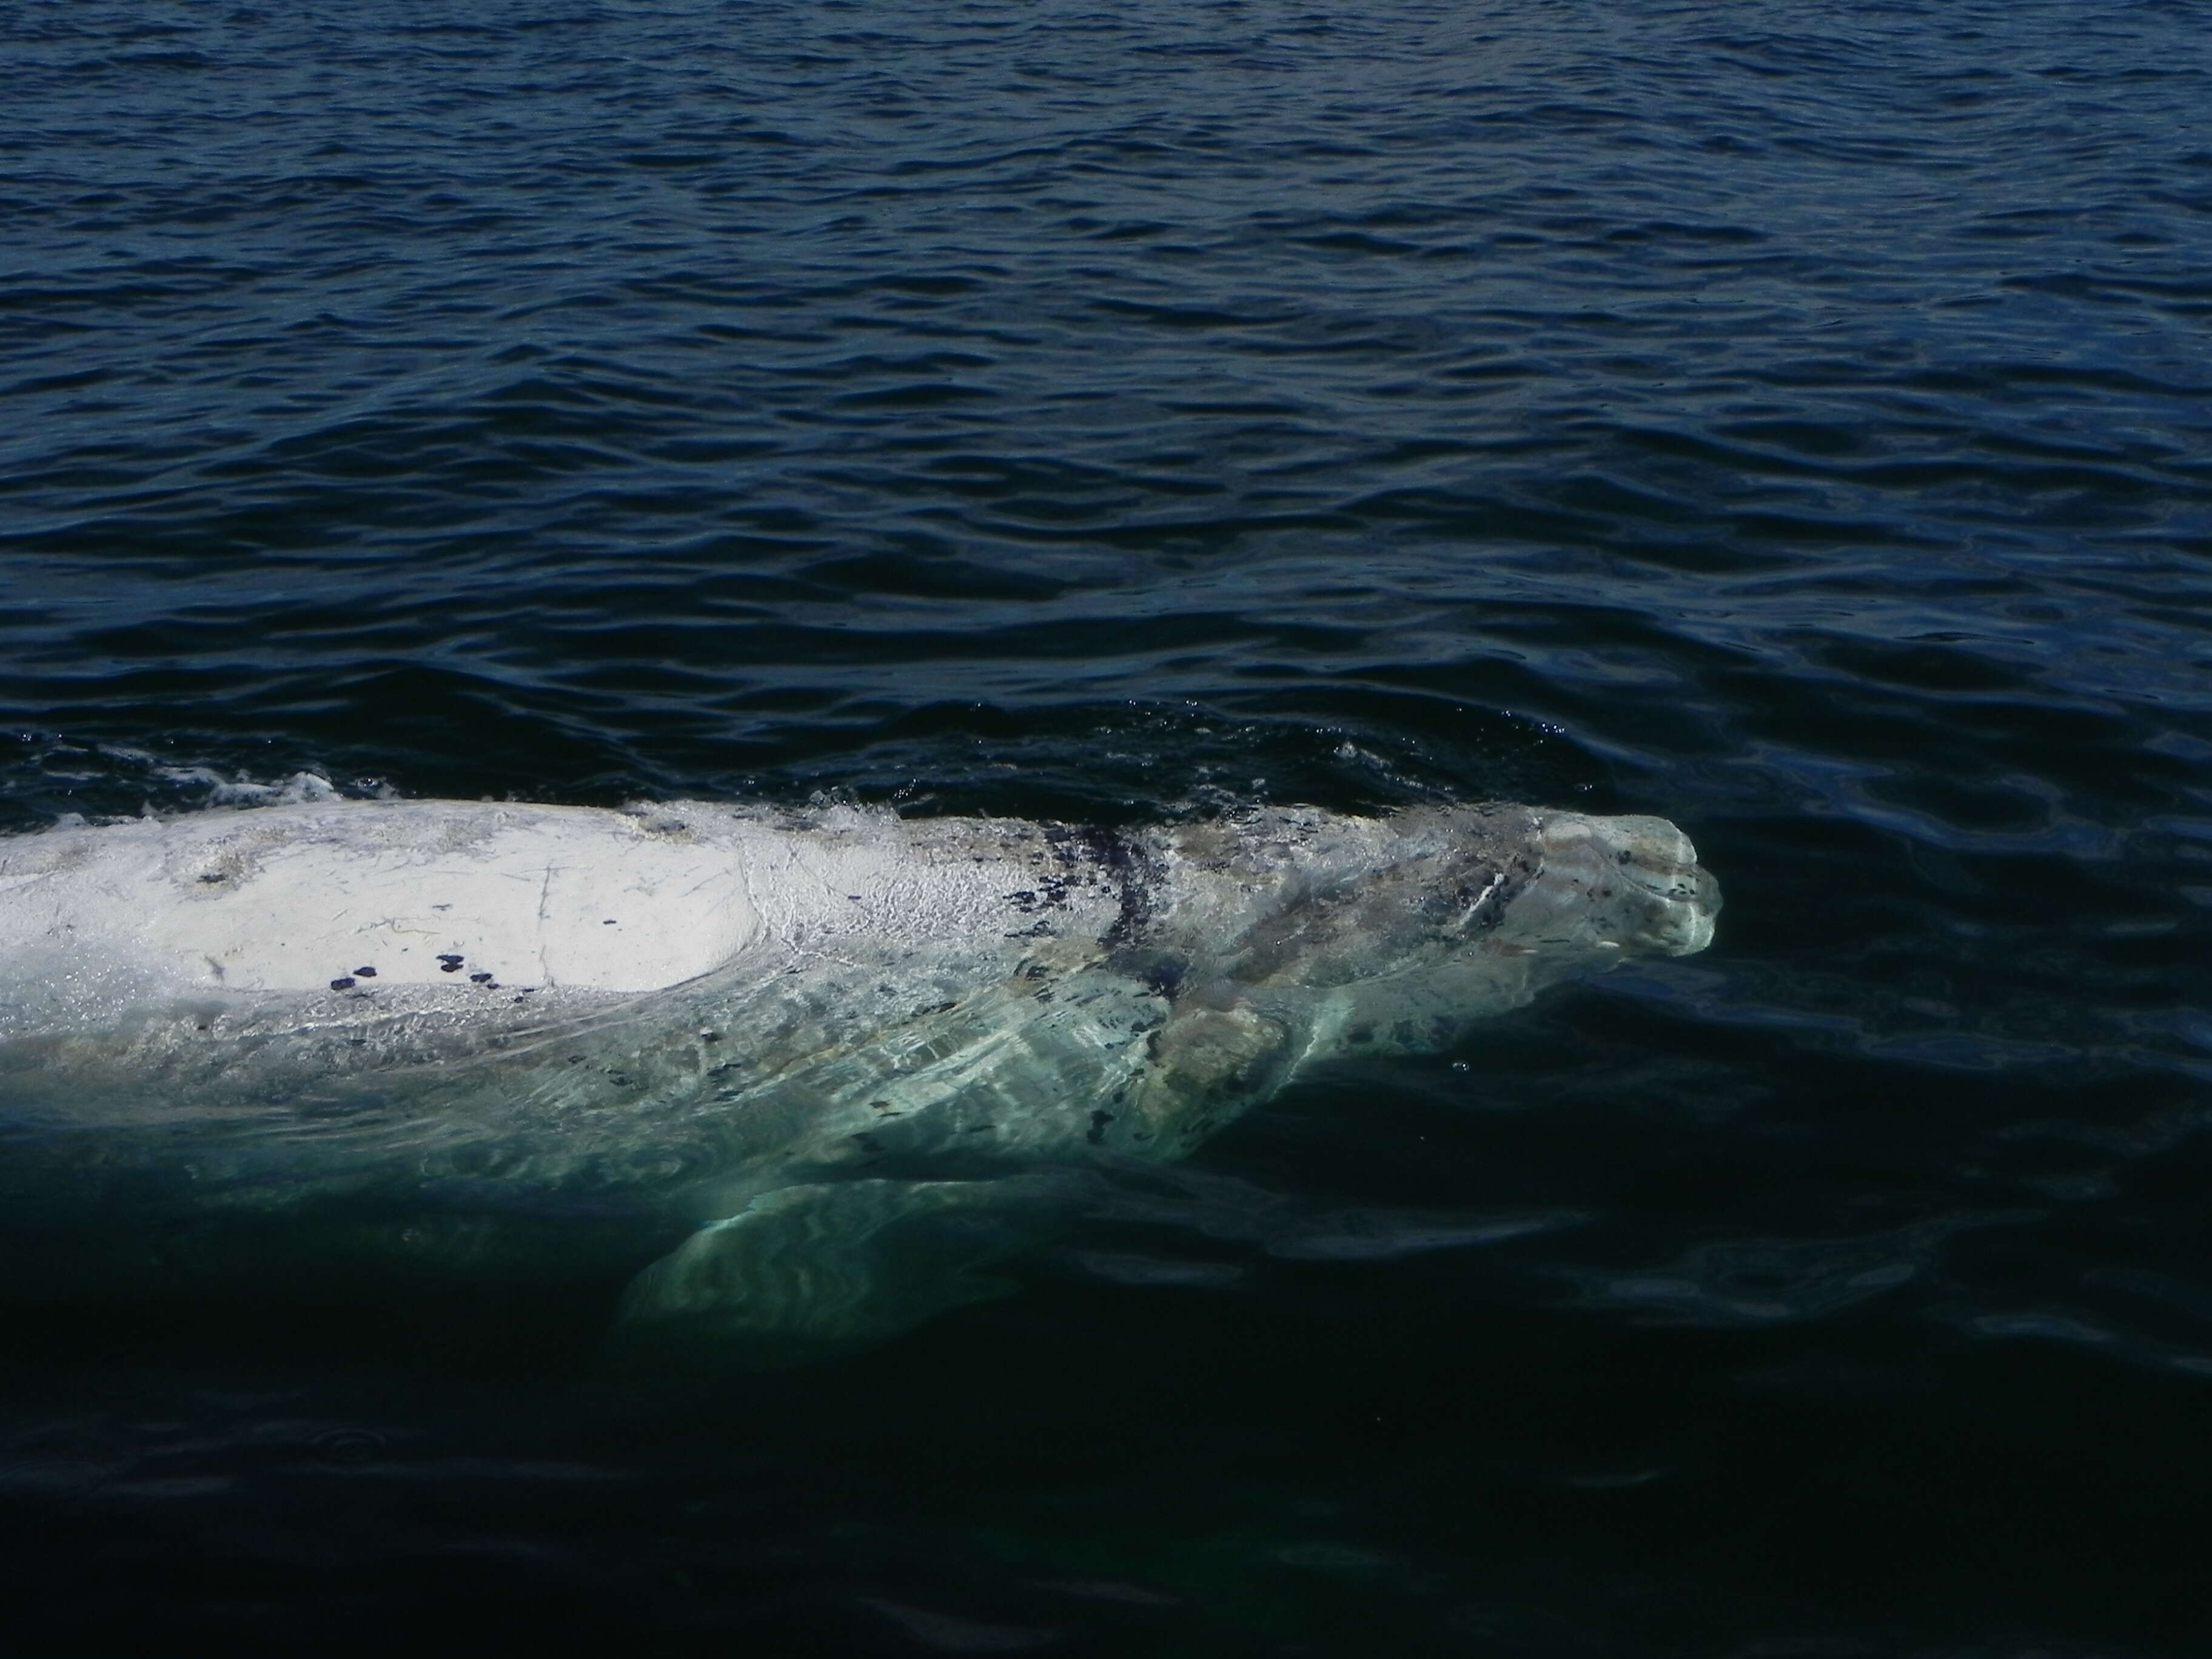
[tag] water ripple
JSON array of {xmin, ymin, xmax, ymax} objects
[{"xmin": 6, "ymin": 1, "xmax": 2212, "ymax": 1652}]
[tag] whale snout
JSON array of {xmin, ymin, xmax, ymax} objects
[
  {"xmin": 1513, "ymin": 811, "xmax": 1720, "ymax": 959},
  {"xmin": 1602, "ymin": 816, "xmax": 1720, "ymax": 956}
]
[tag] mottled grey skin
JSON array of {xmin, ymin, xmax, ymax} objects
[{"xmin": 0, "ymin": 800, "xmax": 1717, "ymax": 1352}]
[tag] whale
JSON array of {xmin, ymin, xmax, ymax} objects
[{"xmin": 0, "ymin": 796, "xmax": 1718, "ymax": 1351}]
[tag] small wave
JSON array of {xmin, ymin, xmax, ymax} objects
[{"xmin": 147, "ymin": 765, "xmax": 343, "ymax": 809}]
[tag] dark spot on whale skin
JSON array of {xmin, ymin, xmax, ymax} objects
[
  {"xmin": 1007, "ymin": 874, "xmax": 1072, "ymax": 914},
  {"xmin": 197, "ymin": 872, "xmax": 225, "ymax": 884},
  {"xmin": 354, "ymin": 965, "xmax": 377, "ymax": 977},
  {"xmin": 1226, "ymin": 1064, "xmax": 1269, "ymax": 1096},
  {"xmin": 701, "ymin": 1031, "xmax": 722, "ymax": 1043},
  {"xmin": 469, "ymin": 972, "xmax": 494, "ymax": 985},
  {"xmin": 1087, "ymin": 1109, "xmax": 1115, "ymax": 1145},
  {"xmin": 329, "ymin": 977, "xmax": 355, "ymax": 991},
  {"xmin": 437, "ymin": 954, "xmax": 464, "ymax": 973},
  {"xmin": 603, "ymin": 919, "xmax": 617, "ymax": 926},
  {"xmin": 1084, "ymin": 826, "xmax": 1157, "ymax": 948},
  {"xmin": 964, "ymin": 1122, "xmax": 994, "ymax": 1133},
  {"xmin": 567, "ymin": 1056, "xmax": 585, "ymax": 1065}
]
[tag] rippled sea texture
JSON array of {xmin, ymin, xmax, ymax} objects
[{"xmin": 5, "ymin": 1, "xmax": 2212, "ymax": 1654}]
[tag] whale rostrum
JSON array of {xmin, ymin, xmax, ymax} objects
[{"xmin": 0, "ymin": 797, "xmax": 1718, "ymax": 1351}]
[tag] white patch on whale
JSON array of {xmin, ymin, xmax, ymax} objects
[{"xmin": 0, "ymin": 796, "xmax": 1719, "ymax": 1352}]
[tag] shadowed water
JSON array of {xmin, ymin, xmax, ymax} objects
[{"xmin": 4, "ymin": 0, "xmax": 2211, "ymax": 1653}]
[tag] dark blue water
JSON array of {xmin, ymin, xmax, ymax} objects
[{"xmin": 5, "ymin": 1, "xmax": 2211, "ymax": 1652}]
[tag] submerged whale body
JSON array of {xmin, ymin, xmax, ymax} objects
[{"xmin": 0, "ymin": 797, "xmax": 1718, "ymax": 1351}]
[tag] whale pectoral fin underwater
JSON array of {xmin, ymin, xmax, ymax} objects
[
  {"xmin": 611, "ymin": 997, "xmax": 1298, "ymax": 1356},
  {"xmin": 614, "ymin": 1176, "xmax": 1062, "ymax": 1360},
  {"xmin": 1123, "ymin": 999, "xmax": 1296, "ymax": 1155}
]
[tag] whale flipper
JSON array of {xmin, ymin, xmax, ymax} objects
[
  {"xmin": 1121, "ymin": 999, "xmax": 1296, "ymax": 1155},
  {"xmin": 615, "ymin": 1177, "xmax": 1057, "ymax": 1358}
]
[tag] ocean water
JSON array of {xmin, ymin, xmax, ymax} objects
[{"xmin": 4, "ymin": 0, "xmax": 2211, "ymax": 1652}]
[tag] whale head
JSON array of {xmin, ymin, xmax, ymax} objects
[
  {"xmin": 1149, "ymin": 803, "xmax": 1718, "ymax": 1063},
  {"xmin": 1484, "ymin": 809, "xmax": 1720, "ymax": 962}
]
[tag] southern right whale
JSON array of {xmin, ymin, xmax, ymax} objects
[{"xmin": 0, "ymin": 796, "xmax": 1718, "ymax": 1352}]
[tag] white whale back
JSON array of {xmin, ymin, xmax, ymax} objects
[{"xmin": 0, "ymin": 800, "xmax": 764, "ymax": 1002}]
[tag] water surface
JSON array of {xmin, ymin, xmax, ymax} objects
[{"xmin": 4, "ymin": 1, "xmax": 2211, "ymax": 1653}]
